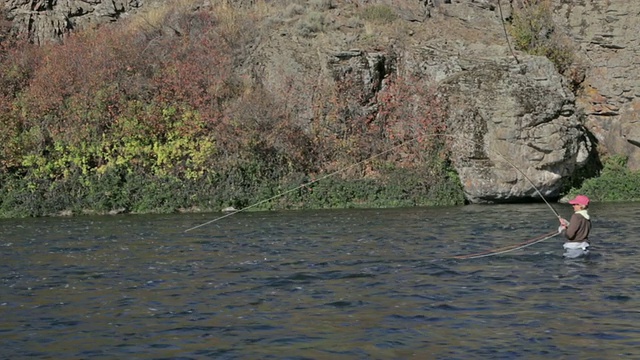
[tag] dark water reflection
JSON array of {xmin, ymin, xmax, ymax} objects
[{"xmin": 2, "ymin": 203, "xmax": 640, "ymax": 359}]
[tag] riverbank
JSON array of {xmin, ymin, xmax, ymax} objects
[
  {"xmin": 1, "ymin": 155, "xmax": 637, "ymax": 219},
  {"xmin": 0, "ymin": 164, "xmax": 466, "ymax": 218}
]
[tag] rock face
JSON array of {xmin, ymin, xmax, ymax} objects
[
  {"xmin": 555, "ymin": 0, "xmax": 640, "ymax": 169},
  {"xmin": 3, "ymin": 0, "xmax": 143, "ymax": 44},
  {"xmin": 438, "ymin": 56, "xmax": 592, "ymax": 203},
  {"xmin": 2, "ymin": 0, "xmax": 638, "ymax": 202}
]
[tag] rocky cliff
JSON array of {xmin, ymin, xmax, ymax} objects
[
  {"xmin": 2, "ymin": 0, "xmax": 638, "ymax": 203},
  {"xmin": 3, "ymin": 0, "xmax": 143, "ymax": 44},
  {"xmin": 555, "ymin": 0, "xmax": 640, "ymax": 169}
]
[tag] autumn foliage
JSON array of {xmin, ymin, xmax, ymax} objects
[{"xmin": 0, "ymin": 3, "xmax": 462, "ymax": 217}]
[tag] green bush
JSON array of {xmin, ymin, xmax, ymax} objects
[
  {"xmin": 568, "ymin": 155, "xmax": 640, "ymax": 202},
  {"xmin": 281, "ymin": 162, "xmax": 465, "ymax": 210}
]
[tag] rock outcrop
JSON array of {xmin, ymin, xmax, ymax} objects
[
  {"xmin": 439, "ymin": 56, "xmax": 592, "ymax": 203},
  {"xmin": 555, "ymin": 0, "xmax": 640, "ymax": 169},
  {"xmin": 3, "ymin": 0, "xmax": 143, "ymax": 44}
]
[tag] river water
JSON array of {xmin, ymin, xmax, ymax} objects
[{"xmin": 1, "ymin": 202, "xmax": 639, "ymax": 359}]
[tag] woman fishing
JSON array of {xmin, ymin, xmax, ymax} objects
[
  {"xmin": 452, "ymin": 194, "xmax": 593, "ymax": 260},
  {"xmin": 558, "ymin": 195, "xmax": 592, "ymax": 258}
]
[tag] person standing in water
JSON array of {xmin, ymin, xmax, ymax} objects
[{"xmin": 558, "ymin": 195, "xmax": 592, "ymax": 258}]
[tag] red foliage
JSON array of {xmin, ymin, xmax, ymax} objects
[
  {"xmin": 0, "ymin": 41, "xmax": 44, "ymax": 169},
  {"xmin": 0, "ymin": 41, "xmax": 40, "ymax": 97},
  {"xmin": 28, "ymin": 31, "xmax": 113, "ymax": 112},
  {"xmin": 311, "ymin": 67, "xmax": 448, "ymax": 172},
  {"xmin": 377, "ymin": 73, "xmax": 447, "ymax": 148},
  {"xmin": 15, "ymin": 9, "xmax": 236, "ymax": 146},
  {"xmin": 130, "ymin": 11, "xmax": 233, "ymax": 125}
]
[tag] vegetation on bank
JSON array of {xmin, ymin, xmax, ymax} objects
[
  {"xmin": 0, "ymin": 1, "xmax": 636, "ymax": 218},
  {"xmin": 567, "ymin": 155, "xmax": 640, "ymax": 202},
  {"xmin": 0, "ymin": 1, "xmax": 464, "ymax": 217}
]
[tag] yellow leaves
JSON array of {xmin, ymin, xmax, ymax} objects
[
  {"xmin": 17, "ymin": 102, "xmax": 218, "ymax": 183},
  {"xmin": 21, "ymin": 141, "xmax": 95, "ymax": 180},
  {"xmin": 150, "ymin": 133, "xmax": 217, "ymax": 179},
  {"xmin": 20, "ymin": 153, "xmax": 46, "ymax": 169},
  {"xmin": 152, "ymin": 136, "xmax": 185, "ymax": 174},
  {"xmin": 95, "ymin": 164, "xmax": 109, "ymax": 175}
]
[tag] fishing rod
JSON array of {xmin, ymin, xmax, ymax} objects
[
  {"xmin": 184, "ymin": 132, "xmax": 562, "ymax": 232},
  {"xmin": 490, "ymin": 148, "xmax": 562, "ymax": 220}
]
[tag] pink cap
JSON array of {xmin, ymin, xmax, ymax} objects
[{"xmin": 568, "ymin": 194, "xmax": 590, "ymax": 206}]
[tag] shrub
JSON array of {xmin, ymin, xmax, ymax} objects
[
  {"xmin": 508, "ymin": 0, "xmax": 575, "ymax": 73},
  {"xmin": 297, "ymin": 11, "xmax": 325, "ymax": 37},
  {"xmin": 360, "ymin": 5, "xmax": 397, "ymax": 24},
  {"xmin": 568, "ymin": 155, "xmax": 640, "ymax": 202},
  {"xmin": 377, "ymin": 74, "xmax": 448, "ymax": 165},
  {"xmin": 283, "ymin": 164, "xmax": 464, "ymax": 210}
]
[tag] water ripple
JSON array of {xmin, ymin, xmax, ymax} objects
[{"xmin": 1, "ymin": 204, "xmax": 639, "ymax": 359}]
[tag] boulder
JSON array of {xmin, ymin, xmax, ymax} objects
[{"xmin": 439, "ymin": 56, "xmax": 593, "ymax": 203}]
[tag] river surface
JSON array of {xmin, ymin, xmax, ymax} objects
[{"xmin": 1, "ymin": 203, "xmax": 640, "ymax": 359}]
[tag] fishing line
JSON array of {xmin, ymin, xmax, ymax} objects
[
  {"xmin": 185, "ymin": 132, "xmax": 561, "ymax": 233},
  {"xmin": 439, "ymin": 134, "xmax": 563, "ymax": 259},
  {"xmin": 184, "ymin": 138, "xmax": 420, "ymax": 232},
  {"xmin": 451, "ymin": 230, "xmax": 560, "ymax": 260}
]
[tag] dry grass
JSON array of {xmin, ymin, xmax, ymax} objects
[
  {"xmin": 125, "ymin": 0, "xmax": 281, "ymax": 37},
  {"xmin": 127, "ymin": 0, "xmax": 199, "ymax": 31},
  {"xmin": 359, "ymin": 4, "xmax": 398, "ymax": 24}
]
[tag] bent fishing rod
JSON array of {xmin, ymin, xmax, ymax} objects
[{"xmin": 443, "ymin": 136, "xmax": 564, "ymax": 259}]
